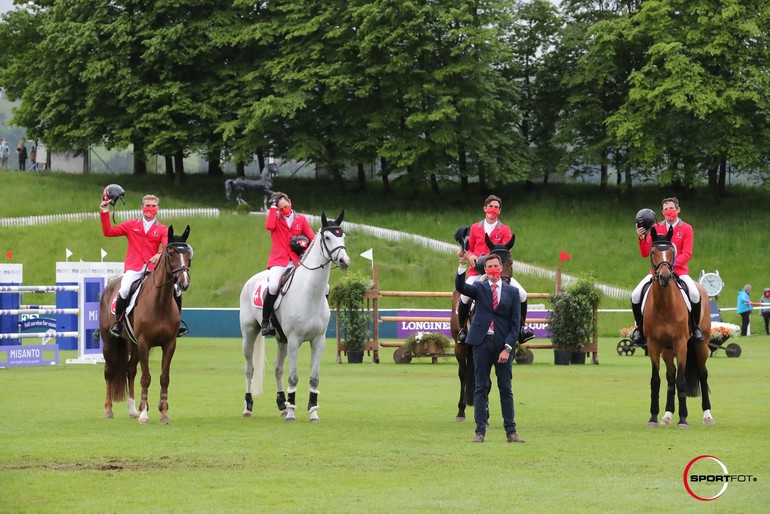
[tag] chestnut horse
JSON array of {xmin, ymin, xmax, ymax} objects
[
  {"xmin": 450, "ymin": 234, "xmax": 515, "ymax": 421},
  {"xmin": 644, "ymin": 227, "xmax": 713, "ymax": 429},
  {"xmin": 100, "ymin": 225, "xmax": 192, "ymax": 424}
]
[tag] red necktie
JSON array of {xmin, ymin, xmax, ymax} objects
[{"xmin": 490, "ymin": 283, "xmax": 498, "ymax": 333}]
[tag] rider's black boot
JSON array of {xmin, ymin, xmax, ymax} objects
[
  {"xmin": 261, "ymin": 292, "xmax": 278, "ymax": 336},
  {"xmin": 690, "ymin": 300, "xmax": 703, "ymax": 342},
  {"xmin": 109, "ymin": 296, "xmax": 127, "ymax": 337},
  {"xmin": 456, "ymin": 300, "xmax": 470, "ymax": 343},
  {"xmin": 631, "ymin": 301, "xmax": 646, "ymax": 345},
  {"xmin": 518, "ymin": 300, "xmax": 535, "ymax": 345},
  {"xmin": 175, "ymin": 294, "xmax": 188, "ymax": 337}
]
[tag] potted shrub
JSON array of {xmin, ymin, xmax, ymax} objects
[
  {"xmin": 547, "ymin": 275, "xmax": 601, "ymax": 365},
  {"xmin": 328, "ymin": 272, "xmax": 373, "ymax": 363},
  {"xmin": 403, "ymin": 332, "xmax": 452, "ymax": 358}
]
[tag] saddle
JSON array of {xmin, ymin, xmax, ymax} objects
[{"xmin": 640, "ymin": 274, "xmax": 692, "ymax": 312}]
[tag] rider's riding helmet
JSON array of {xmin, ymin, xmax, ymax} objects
[
  {"xmin": 102, "ymin": 184, "xmax": 126, "ymax": 206},
  {"xmin": 290, "ymin": 235, "xmax": 310, "ymax": 256},
  {"xmin": 635, "ymin": 208, "xmax": 656, "ymax": 230},
  {"xmin": 454, "ymin": 226, "xmax": 470, "ymax": 251}
]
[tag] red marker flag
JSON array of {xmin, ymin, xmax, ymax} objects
[
  {"xmin": 559, "ymin": 250, "xmax": 572, "ymax": 263},
  {"xmin": 5, "ymin": 251, "xmax": 12, "ymax": 261}
]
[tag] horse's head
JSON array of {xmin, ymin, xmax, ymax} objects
[
  {"xmin": 650, "ymin": 226, "xmax": 675, "ymax": 287},
  {"xmin": 319, "ymin": 210, "xmax": 350, "ymax": 271},
  {"xmin": 164, "ymin": 225, "xmax": 193, "ymax": 291},
  {"xmin": 480, "ymin": 233, "xmax": 515, "ymax": 282}
]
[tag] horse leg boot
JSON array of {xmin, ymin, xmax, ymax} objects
[
  {"xmin": 175, "ymin": 294, "xmax": 188, "ymax": 337},
  {"xmin": 261, "ymin": 292, "xmax": 278, "ymax": 336},
  {"xmin": 456, "ymin": 300, "xmax": 470, "ymax": 343},
  {"xmin": 689, "ymin": 300, "xmax": 703, "ymax": 342},
  {"xmin": 109, "ymin": 296, "xmax": 127, "ymax": 337},
  {"xmin": 631, "ymin": 302, "xmax": 646, "ymax": 345},
  {"xmin": 518, "ymin": 300, "xmax": 535, "ymax": 345}
]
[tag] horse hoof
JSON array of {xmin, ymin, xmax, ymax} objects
[
  {"xmin": 104, "ymin": 412, "xmax": 114, "ymax": 419},
  {"xmin": 139, "ymin": 418, "xmax": 149, "ymax": 425},
  {"xmin": 455, "ymin": 416, "xmax": 466, "ymax": 422},
  {"xmin": 284, "ymin": 417, "xmax": 296, "ymax": 423},
  {"xmin": 646, "ymin": 422, "xmax": 658, "ymax": 428},
  {"xmin": 703, "ymin": 417, "xmax": 715, "ymax": 425},
  {"xmin": 129, "ymin": 412, "xmax": 140, "ymax": 419},
  {"xmin": 309, "ymin": 418, "xmax": 320, "ymax": 423},
  {"xmin": 677, "ymin": 423, "xmax": 689, "ymax": 430},
  {"xmin": 242, "ymin": 410, "xmax": 252, "ymax": 418}
]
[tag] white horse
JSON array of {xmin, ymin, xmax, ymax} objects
[{"xmin": 239, "ymin": 210, "xmax": 350, "ymax": 422}]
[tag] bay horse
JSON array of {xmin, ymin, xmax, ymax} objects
[
  {"xmin": 100, "ymin": 225, "xmax": 192, "ymax": 424},
  {"xmin": 240, "ymin": 211, "xmax": 350, "ymax": 422},
  {"xmin": 644, "ymin": 227, "xmax": 713, "ymax": 429},
  {"xmin": 450, "ymin": 233, "xmax": 515, "ymax": 421},
  {"xmin": 224, "ymin": 163, "xmax": 278, "ymax": 210}
]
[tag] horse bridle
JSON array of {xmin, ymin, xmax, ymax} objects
[
  {"xmin": 650, "ymin": 242, "xmax": 674, "ymax": 281},
  {"xmin": 300, "ymin": 226, "xmax": 347, "ymax": 271},
  {"xmin": 153, "ymin": 242, "xmax": 192, "ymax": 287}
]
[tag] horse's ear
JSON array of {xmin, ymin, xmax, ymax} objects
[
  {"xmin": 181, "ymin": 225, "xmax": 190, "ymax": 241},
  {"xmin": 321, "ymin": 210, "xmax": 328, "ymax": 227},
  {"xmin": 506, "ymin": 234, "xmax": 515, "ymax": 250},
  {"xmin": 168, "ymin": 225, "xmax": 174, "ymax": 239},
  {"xmin": 334, "ymin": 210, "xmax": 345, "ymax": 227},
  {"xmin": 665, "ymin": 225, "xmax": 673, "ymax": 241}
]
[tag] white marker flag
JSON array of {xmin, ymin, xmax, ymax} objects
[
  {"xmin": 65, "ymin": 248, "xmax": 73, "ymax": 262},
  {"xmin": 101, "ymin": 248, "xmax": 108, "ymax": 262},
  {"xmin": 360, "ymin": 248, "xmax": 373, "ymax": 262}
]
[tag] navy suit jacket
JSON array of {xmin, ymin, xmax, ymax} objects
[{"xmin": 455, "ymin": 271, "xmax": 521, "ymax": 351}]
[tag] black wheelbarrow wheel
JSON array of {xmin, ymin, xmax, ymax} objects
[
  {"xmin": 725, "ymin": 343, "xmax": 742, "ymax": 358},
  {"xmin": 617, "ymin": 338, "xmax": 635, "ymax": 356}
]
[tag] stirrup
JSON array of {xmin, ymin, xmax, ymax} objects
[
  {"xmin": 261, "ymin": 320, "xmax": 272, "ymax": 336},
  {"xmin": 177, "ymin": 320, "xmax": 189, "ymax": 337},
  {"xmin": 457, "ymin": 328, "xmax": 467, "ymax": 343},
  {"xmin": 691, "ymin": 327, "xmax": 703, "ymax": 342},
  {"xmin": 109, "ymin": 322, "xmax": 122, "ymax": 337}
]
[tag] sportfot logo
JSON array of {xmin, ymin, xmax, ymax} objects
[{"xmin": 683, "ymin": 455, "xmax": 757, "ymax": 501}]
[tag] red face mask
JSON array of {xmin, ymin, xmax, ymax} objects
[
  {"xmin": 662, "ymin": 208, "xmax": 677, "ymax": 223},
  {"xmin": 279, "ymin": 205, "xmax": 292, "ymax": 216},
  {"xmin": 143, "ymin": 206, "xmax": 158, "ymax": 218},
  {"xmin": 485, "ymin": 207, "xmax": 500, "ymax": 217},
  {"xmin": 486, "ymin": 268, "xmax": 502, "ymax": 279},
  {"xmin": 764, "ymin": 292, "xmax": 770, "ymax": 297}
]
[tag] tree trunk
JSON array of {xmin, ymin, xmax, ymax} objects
[
  {"xmin": 207, "ymin": 148, "xmax": 222, "ymax": 176},
  {"xmin": 458, "ymin": 145, "xmax": 469, "ymax": 195},
  {"xmin": 174, "ymin": 151, "xmax": 185, "ymax": 185},
  {"xmin": 133, "ymin": 139, "xmax": 147, "ymax": 175},
  {"xmin": 380, "ymin": 156, "xmax": 391, "ymax": 195},
  {"xmin": 236, "ymin": 162, "xmax": 245, "ymax": 177},
  {"xmin": 429, "ymin": 173, "xmax": 440, "ymax": 197},
  {"xmin": 164, "ymin": 155, "xmax": 174, "ymax": 179},
  {"xmin": 717, "ymin": 157, "xmax": 727, "ymax": 198},
  {"xmin": 357, "ymin": 162, "xmax": 366, "ymax": 192}
]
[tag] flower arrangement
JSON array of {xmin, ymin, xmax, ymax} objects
[
  {"xmin": 710, "ymin": 322, "xmax": 739, "ymax": 344},
  {"xmin": 403, "ymin": 332, "xmax": 452, "ymax": 357},
  {"xmin": 620, "ymin": 326, "xmax": 637, "ymax": 338}
]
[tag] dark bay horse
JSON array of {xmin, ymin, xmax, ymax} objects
[
  {"xmin": 644, "ymin": 227, "xmax": 713, "ymax": 429},
  {"xmin": 224, "ymin": 163, "xmax": 278, "ymax": 210},
  {"xmin": 450, "ymin": 233, "xmax": 515, "ymax": 421},
  {"xmin": 100, "ymin": 225, "xmax": 192, "ymax": 424}
]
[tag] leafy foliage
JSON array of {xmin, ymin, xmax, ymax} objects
[
  {"xmin": 328, "ymin": 271, "xmax": 373, "ymax": 351},
  {"xmin": 547, "ymin": 275, "xmax": 601, "ymax": 349},
  {"xmin": 402, "ymin": 331, "xmax": 452, "ymax": 357}
]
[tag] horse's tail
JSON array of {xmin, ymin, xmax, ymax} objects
[
  {"xmin": 250, "ymin": 333, "xmax": 266, "ymax": 394},
  {"xmin": 224, "ymin": 179, "xmax": 232, "ymax": 199},
  {"xmin": 103, "ymin": 336, "xmax": 129, "ymax": 402},
  {"xmin": 685, "ymin": 339, "xmax": 702, "ymax": 397}
]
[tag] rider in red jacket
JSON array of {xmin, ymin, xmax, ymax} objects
[
  {"xmin": 100, "ymin": 194, "xmax": 186, "ymax": 337},
  {"xmin": 261, "ymin": 192, "xmax": 315, "ymax": 335},
  {"xmin": 631, "ymin": 197, "xmax": 702, "ymax": 345}
]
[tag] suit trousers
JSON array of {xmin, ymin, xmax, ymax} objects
[{"xmin": 472, "ymin": 337, "xmax": 516, "ymax": 436}]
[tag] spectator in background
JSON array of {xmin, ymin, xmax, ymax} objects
[
  {"xmin": 760, "ymin": 288, "xmax": 770, "ymax": 336},
  {"xmin": 29, "ymin": 141, "xmax": 38, "ymax": 171},
  {"xmin": 0, "ymin": 139, "xmax": 10, "ymax": 169},
  {"xmin": 16, "ymin": 139, "xmax": 27, "ymax": 170},
  {"xmin": 736, "ymin": 284, "xmax": 756, "ymax": 336}
]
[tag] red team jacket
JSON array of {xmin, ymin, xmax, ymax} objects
[
  {"xmin": 101, "ymin": 211, "xmax": 168, "ymax": 272},
  {"xmin": 466, "ymin": 220, "xmax": 513, "ymax": 277},
  {"xmin": 638, "ymin": 220, "xmax": 693, "ymax": 276},
  {"xmin": 265, "ymin": 208, "xmax": 315, "ymax": 268}
]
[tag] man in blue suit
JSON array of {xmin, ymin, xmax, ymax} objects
[{"xmin": 455, "ymin": 253, "xmax": 525, "ymax": 443}]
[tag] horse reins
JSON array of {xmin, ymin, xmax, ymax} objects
[
  {"xmin": 153, "ymin": 243, "xmax": 192, "ymax": 288},
  {"xmin": 299, "ymin": 226, "xmax": 346, "ymax": 271}
]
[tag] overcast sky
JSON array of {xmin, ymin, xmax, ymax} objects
[{"xmin": 0, "ymin": 1, "xmax": 16, "ymax": 14}]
